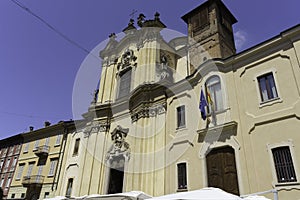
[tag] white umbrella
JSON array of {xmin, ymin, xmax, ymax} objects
[
  {"xmin": 43, "ymin": 196, "xmax": 67, "ymax": 200},
  {"xmin": 243, "ymin": 196, "xmax": 271, "ymax": 200},
  {"xmin": 84, "ymin": 191, "xmax": 152, "ymax": 200},
  {"xmin": 148, "ymin": 188, "xmax": 242, "ymax": 200}
]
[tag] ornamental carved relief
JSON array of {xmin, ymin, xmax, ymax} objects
[
  {"xmin": 157, "ymin": 54, "xmax": 173, "ymax": 81},
  {"xmin": 117, "ymin": 49, "xmax": 137, "ymax": 75},
  {"xmin": 106, "ymin": 125, "xmax": 131, "ymax": 162},
  {"xmin": 83, "ymin": 120, "xmax": 110, "ymax": 137},
  {"xmin": 131, "ymin": 102, "xmax": 166, "ymax": 122}
]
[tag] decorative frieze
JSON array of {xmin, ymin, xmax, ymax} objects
[
  {"xmin": 83, "ymin": 120, "xmax": 110, "ymax": 137},
  {"xmin": 131, "ymin": 102, "xmax": 166, "ymax": 122}
]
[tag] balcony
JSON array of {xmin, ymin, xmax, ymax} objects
[
  {"xmin": 22, "ymin": 175, "xmax": 44, "ymax": 187},
  {"xmin": 34, "ymin": 145, "xmax": 50, "ymax": 157}
]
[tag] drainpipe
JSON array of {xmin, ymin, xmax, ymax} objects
[{"xmin": 273, "ymin": 189, "xmax": 278, "ymax": 200}]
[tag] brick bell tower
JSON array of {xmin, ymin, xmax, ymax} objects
[{"xmin": 182, "ymin": 0, "xmax": 237, "ymax": 65}]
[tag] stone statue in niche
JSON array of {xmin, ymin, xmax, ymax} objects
[
  {"xmin": 106, "ymin": 125, "xmax": 131, "ymax": 161},
  {"xmin": 159, "ymin": 55, "xmax": 172, "ymax": 81},
  {"xmin": 91, "ymin": 89, "xmax": 99, "ymax": 104}
]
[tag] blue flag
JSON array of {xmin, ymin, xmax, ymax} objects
[{"xmin": 199, "ymin": 89, "xmax": 208, "ymax": 120}]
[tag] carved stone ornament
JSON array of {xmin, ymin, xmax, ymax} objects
[
  {"xmin": 106, "ymin": 125, "xmax": 131, "ymax": 161},
  {"xmin": 83, "ymin": 121, "xmax": 110, "ymax": 137},
  {"xmin": 155, "ymin": 54, "xmax": 173, "ymax": 82},
  {"xmin": 131, "ymin": 102, "xmax": 166, "ymax": 122},
  {"xmin": 117, "ymin": 49, "xmax": 137, "ymax": 74}
]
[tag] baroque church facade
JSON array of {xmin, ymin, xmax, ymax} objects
[
  {"xmin": 2, "ymin": 0, "xmax": 300, "ymax": 199},
  {"xmin": 54, "ymin": 0, "xmax": 300, "ymax": 199}
]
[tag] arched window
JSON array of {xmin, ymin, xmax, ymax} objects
[{"xmin": 205, "ymin": 75, "xmax": 223, "ymax": 112}]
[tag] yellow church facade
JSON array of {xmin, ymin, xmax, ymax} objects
[{"xmin": 54, "ymin": 0, "xmax": 300, "ymax": 200}]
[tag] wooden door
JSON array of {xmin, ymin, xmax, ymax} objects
[{"xmin": 206, "ymin": 146, "xmax": 239, "ymax": 195}]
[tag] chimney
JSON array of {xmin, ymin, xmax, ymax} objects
[
  {"xmin": 44, "ymin": 121, "xmax": 51, "ymax": 127},
  {"xmin": 29, "ymin": 126, "xmax": 34, "ymax": 131}
]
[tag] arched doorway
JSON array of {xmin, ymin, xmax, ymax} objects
[{"xmin": 206, "ymin": 146, "xmax": 239, "ymax": 195}]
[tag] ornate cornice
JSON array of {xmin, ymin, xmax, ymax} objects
[
  {"xmin": 83, "ymin": 120, "xmax": 110, "ymax": 137},
  {"xmin": 197, "ymin": 121, "xmax": 237, "ymax": 143},
  {"xmin": 131, "ymin": 102, "xmax": 166, "ymax": 122}
]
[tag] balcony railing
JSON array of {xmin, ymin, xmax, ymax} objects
[
  {"xmin": 34, "ymin": 145, "xmax": 50, "ymax": 157},
  {"xmin": 22, "ymin": 175, "xmax": 44, "ymax": 187}
]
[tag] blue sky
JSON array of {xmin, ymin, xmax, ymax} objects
[{"xmin": 0, "ymin": 0, "xmax": 299, "ymax": 139}]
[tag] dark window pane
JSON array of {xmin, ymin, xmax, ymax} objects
[
  {"xmin": 118, "ymin": 69, "xmax": 132, "ymax": 98},
  {"xmin": 272, "ymin": 146, "xmax": 297, "ymax": 183},
  {"xmin": 177, "ymin": 106, "xmax": 186, "ymax": 128},
  {"xmin": 177, "ymin": 163, "xmax": 187, "ymax": 189},
  {"xmin": 66, "ymin": 178, "xmax": 73, "ymax": 197},
  {"xmin": 73, "ymin": 139, "xmax": 80, "ymax": 156},
  {"xmin": 191, "ymin": 7, "xmax": 209, "ymax": 34},
  {"xmin": 258, "ymin": 73, "xmax": 278, "ymax": 102}
]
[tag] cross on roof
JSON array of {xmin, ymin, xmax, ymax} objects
[{"xmin": 129, "ymin": 9, "xmax": 138, "ymax": 19}]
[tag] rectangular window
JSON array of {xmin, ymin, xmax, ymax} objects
[
  {"xmin": 33, "ymin": 140, "xmax": 40, "ymax": 151},
  {"xmin": 21, "ymin": 193, "xmax": 25, "ymax": 198},
  {"xmin": 55, "ymin": 134, "xmax": 62, "ymax": 146},
  {"xmin": 258, "ymin": 73, "xmax": 278, "ymax": 102},
  {"xmin": 4, "ymin": 158, "xmax": 10, "ymax": 172},
  {"xmin": 1, "ymin": 149, "xmax": 7, "ymax": 157},
  {"xmin": 118, "ymin": 69, "xmax": 132, "ymax": 99},
  {"xmin": 11, "ymin": 157, "xmax": 17, "ymax": 171},
  {"xmin": 5, "ymin": 158, "xmax": 10, "ymax": 168},
  {"xmin": 0, "ymin": 178, "xmax": 4, "ymax": 187},
  {"xmin": 23, "ymin": 143, "xmax": 29, "ymax": 153},
  {"xmin": 191, "ymin": 7, "xmax": 209, "ymax": 34},
  {"xmin": 6, "ymin": 177, "xmax": 11, "ymax": 187},
  {"xmin": 177, "ymin": 106, "xmax": 186, "ymax": 128},
  {"xmin": 73, "ymin": 138, "xmax": 80, "ymax": 156},
  {"xmin": 27, "ymin": 162, "xmax": 34, "ymax": 177},
  {"xmin": 15, "ymin": 144, "xmax": 21, "ymax": 154},
  {"xmin": 45, "ymin": 137, "xmax": 50, "ymax": 146},
  {"xmin": 16, "ymin": 164, "xmax": 25, "ymax": 180},
  {"xmin": 48, "ymin": 159, "xmax": 58, "ymax": 177},
  {"xmin": 177, "ymin": 163, "xmax": 187, "ymax": 190},
  {"xmin": 272, "ymin": 146, "xmax": 297, "ymax": 183},
  {"xmin": 206, "ymin": 76, "xmax": 223, "ymax": 112},
  {"xmin": 66, "ymin": 178, "xmax": 73, "ymax": 197},
  {"xmin": 0, "ymin": 159, "xmax": 4, "ymax": 170},
  {"xmin": 8, "ymin": 147, "xmax": 14, "ymax": 156},
  {"xmin": 44, "ymin": 192, "xmax": 50, "ymax": 199},
  {"xmin": 11, "ymin": 193, "xmax": 15, "ymax": 199}
]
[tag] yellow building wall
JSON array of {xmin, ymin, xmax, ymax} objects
[{"xmin": 9, "ymin": 129, "xmax": 65, "ymax": 199}]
